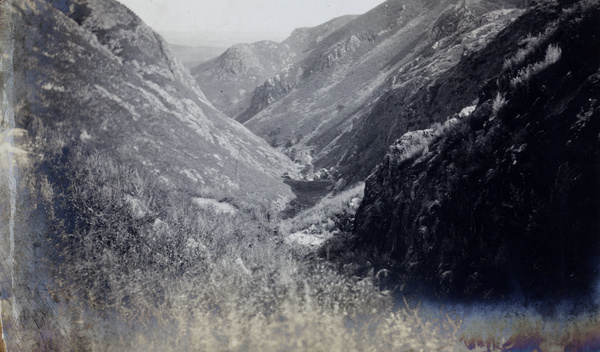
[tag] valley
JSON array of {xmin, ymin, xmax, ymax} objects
[{"xmin": 1, "ymin": 0, "xmax": 599, "ymax": 350}]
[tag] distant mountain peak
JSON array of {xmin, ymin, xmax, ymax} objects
[{"xmin": 190, "ymin": 15, "xmax": 357, "ymax": 117}]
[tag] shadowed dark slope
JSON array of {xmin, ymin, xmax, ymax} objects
[{"xmin": 354, "ymin": 0, "xmax": 600, "ymax": 300}]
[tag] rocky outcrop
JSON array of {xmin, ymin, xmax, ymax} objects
[
  {"xmin": 305, "ymin": 35, "xmax": 364, "ymax": 73},
  {"xmin": 237, "ymin": 71, "xmax": 299, "ymax": 125},
  {"xmin": 354, "ymin": 0, "xmax": 600, "ymax": 300},
  {"xmin": 429, "ymin": 1, "xmax": 476, "ymax": 41}
]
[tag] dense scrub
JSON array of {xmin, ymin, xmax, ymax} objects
[
  {"xmin": 7, "ymin": 0, "xmax": 600, "ymax": 350},
  {"xmin": 9, "ymin": 127, "xmax": 600, "ymax": 349},
  {"xmin": 354, "ymin": 0, "xmax": 600, "ymax": 300},
  {"xmin": 9, "ymin": 125, "xmax": 464, "ymax": 351}
]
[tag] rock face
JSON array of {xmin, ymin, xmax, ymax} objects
[
  {"xmin": 239, "ymin": 0, "xmax": 526, "ymax": 183},
  {"xmin": 13, "ymin": 0, "xmax": 297, "ymax": 201},
  {"xmin": 354, "ymin": 0, "xmax": 600, "ymax": 300},
  {"xmin": 190, "ymin": 15, "xmax": 356, "ymax": 117}
]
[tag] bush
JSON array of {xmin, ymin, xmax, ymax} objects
[
  {"xmin": 20, "ymin": 124, "xmax": 466, "ymax": 351},
  {"xmin": 510, "ymin": 44, "xmax": 562, "ymax": 89},
  {"xmin": 278, "ymin": 183, "xmax": 365, "ymax": 238}
]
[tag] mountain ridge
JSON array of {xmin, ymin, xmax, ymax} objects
[
  {"xmin": 190, "ymin": 15, "xmax": 357, "ymax": 117},
  {"xmin": 15, "ymin": 0, "xmax": 297, "ymax": 202},
  {"xmin": 168, "ymin": 43, "xmax": 226, "ymax": 69},
  {"xmin": 240, "ymin": 0, "xmax": 525, "ymax": 186}
]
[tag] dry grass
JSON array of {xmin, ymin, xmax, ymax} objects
[
  {"xmin": 278, "ymin": 183, "xmax": 364, "ymax": 237},
  {"xmin": 460, "ymin": 308, "xmax": 600, "ymax": 351},
  {"xmin": 56, "ymin": 287, "xmax": 464, "ymax": 352},
  {"xmin": 8, "ymin": 126, "xmax": 465, "ymax": 351},
  {"xmin": 510, "ymin": 44, "xmax": 562, "ymax": 88},
  {"xmin": 8, "ymin": 116, "xmax": 600, "ymax": 352}
]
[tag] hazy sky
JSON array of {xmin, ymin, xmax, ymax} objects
[{"xmin": 116, "ymin": 0, "xmax": 385, "ymax": 46}]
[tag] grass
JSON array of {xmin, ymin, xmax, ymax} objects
[
  {"xmin": 502, "ymin": 33, "xmax": 544, "ymax": 71},
  {"xmin": 460, "ymin": 308, "xmax": 600, "ymax": 351},
  {"xmin": 278, "ymin": 182, "xmax": 364, "ymax": 237},
  {"xmin": 491, "ymin": 92, "xmax": 507, "ymax": 117},
  {"xmin": 5, "ymin": 85, "xmax": 600, "ymax": 352},
  {"xmin": 510, "ymin": 44, "xmax": 562, "ymax": 89},
  {"xmin": 9, "ymin": 125, "xmax": 465, "ymax": 351}
]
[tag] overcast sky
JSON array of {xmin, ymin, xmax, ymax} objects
[{"xmin": 116, "ymin": 0, "xmax": 385, "ymax": 46}]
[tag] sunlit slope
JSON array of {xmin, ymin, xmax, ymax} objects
[
  {"xmin": 190, "ymin": 15, "xmax": 357, "ymax": 117},
  {"xmin": 240, "ymin": 0, "xmax": 526, "ymax": 184},
  {"xmin": 13, "ymin": 0, "xmax": 297, "ymax": 201}
]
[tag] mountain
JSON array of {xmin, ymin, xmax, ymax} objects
[
  {"xmin": 238, "ymin": 0, "xmax": 526, "ymax": 184},
  {"xmin": 353, "ymin": 0, "xmax": 600, "ymax": 300},
  {"xmin": 189, "ymin": 15, "xmax": 357, "ymax": 117},
  {"xmin": 14, "ymin": 0, "xmax": 297, "ymax": 202},
  {"xmin": 168, "ymin": 44, "xmax": 226, "ymax": 69},
  {"xmin": 8, "ymin": 0, "xmax": 300, "ymax": 346},
  {"xmin": 4, "ymin": 0, "xmax": 600, "ymax": 349}
]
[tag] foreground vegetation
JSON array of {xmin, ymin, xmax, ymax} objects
[
  {"xmin": 4, "ymin": 125, "xmax": 462, "ymax": 351},
  {"xmin": 2, "ymin": 113, "xmax": 598, "ymax": 352}
]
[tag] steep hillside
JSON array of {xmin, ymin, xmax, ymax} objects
[
  {"xmin": 241, "ymin": 0, "xmax": 525, "ymax": 184},
  {"xmin": 353, "ymin": 0, "xmax": 600, "ymax": 300},
  {"xmin": 3, "ymin": 0, "xmax": 600, "ymax": 349},
  {"xmin": 190, "ymin": 15, "xmax": 356, "ymax": 117},
  {"xmin": 7, "ymin": 0, "xmax": 299, "ymax": 347},
  {"xmin": 330, "ymin": 0, "xmax": 528, "ymax": 186},
  {"xmin": 14, "ymin": 0, "xmax": 297, "ymax": 202}
]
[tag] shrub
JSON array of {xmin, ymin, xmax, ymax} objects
[
  {"xmin": 502, "ymin": 33, "xmax": 543, "ymax": 70},
  {"xmin": 19, "ymin": 123, "xmax": 467, "ymax": 351},
  {"xmin": 492, "ymin": 92, "xmax": 507, "ymax": 117},
  {"xmin": 278, "ymin": 183, "xmax": 365, "ymax": 237},
  {"xmin": 510, "ymin": 44, "xmax": 562, "ymax": 88}
]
